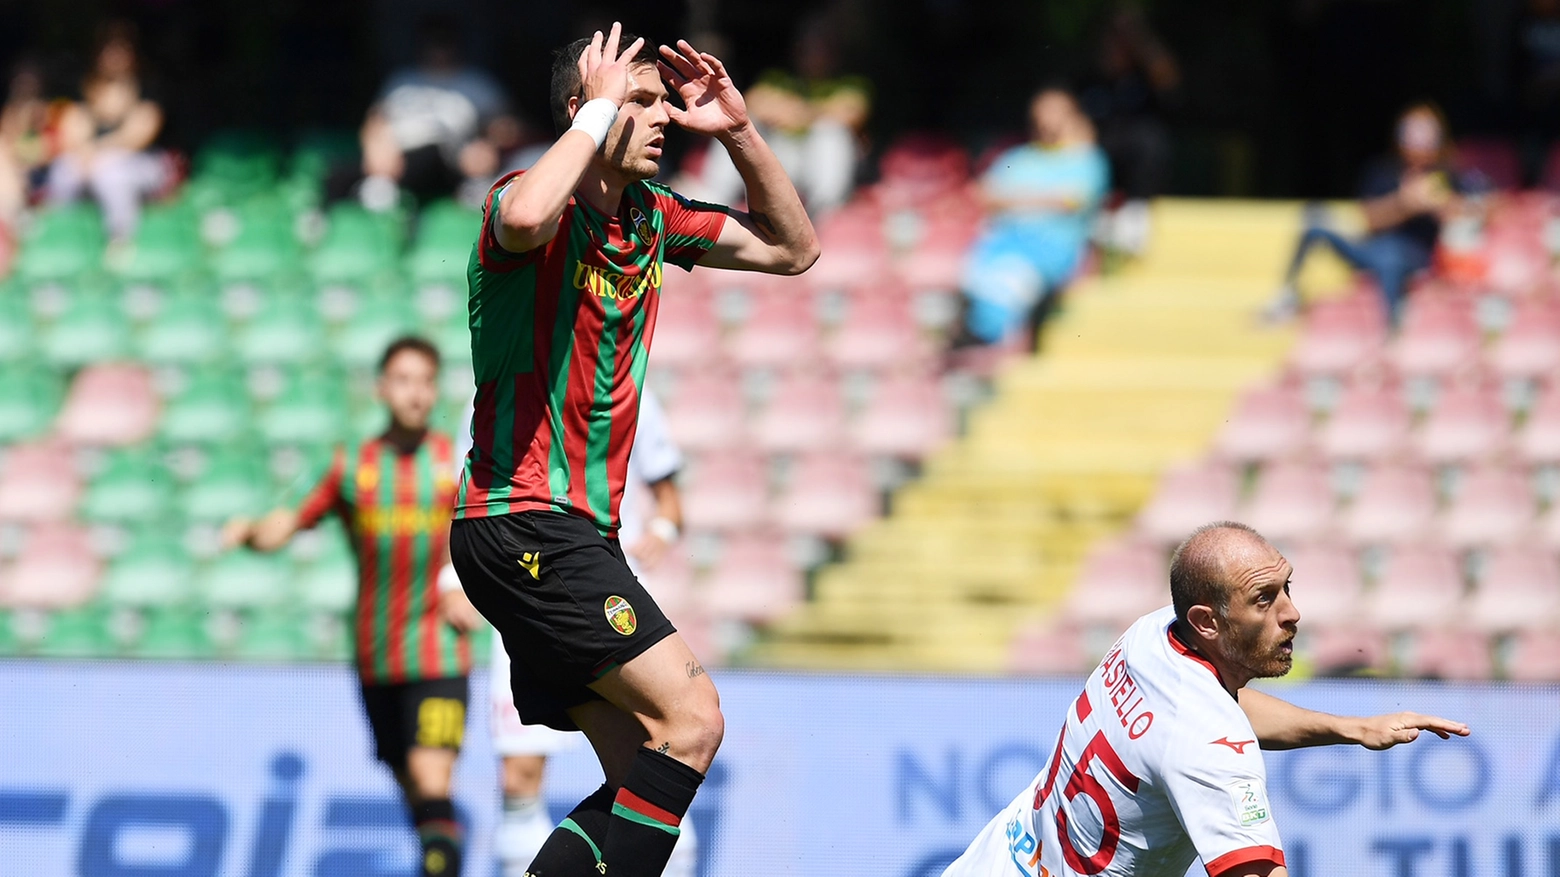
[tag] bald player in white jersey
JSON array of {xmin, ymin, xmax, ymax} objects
[{"xmin": 944, "ymin": 522, "xmax": 1470, "ymax": 877}]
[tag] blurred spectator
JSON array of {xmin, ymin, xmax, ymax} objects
[
  {"xmin": 351, "ymin": 14, "xmax": 519, "ymax": 211},
  {"xmin": 1517, "ymin": 0, "xmax": 1560, "ymax": 166},
  {"xmin": 675, "ymin": 17, "xmax": 869, "ymax": 217},
  {"xmin": 0, "ymin": 61, "xmax": 56, "ymax": 229},
  {"xmin": 46, "ymin": 21, "xmax": 170, "ymax": 243},
  {"xmin": 955, "ymin": 88, "xmax": 1109, "ymax": 348},
  {"xmin": 1079, "ymin": 6, "xmax": 1180, "ymax": 255},
  {"xmin": 1267, "ymin": 102, "xmax": 1478, "ymax": 325}
]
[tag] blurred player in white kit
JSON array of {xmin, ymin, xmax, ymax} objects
[
  {"xmin": 944, "ymin": 522, "xmax": 1469, "ymax": 877},
  {"xmin": 442, "ymin": 391, "xmax": 697, "ymax": 876}
]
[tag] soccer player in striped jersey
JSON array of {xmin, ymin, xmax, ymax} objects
[
  {"xmin": 224, "ymin": 336, "xmax": 482, "ymax": 877},
  {"xmin": 448, "ymin": 22, "xmax": 818, "ymax": 877}
]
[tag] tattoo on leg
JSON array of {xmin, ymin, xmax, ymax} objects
[
  {"xmin": 685, "ymin": 661, "xmax": 705, "ymax": 679},
  {"xmin": 656, "ymin": 741, "xmax": 670, "ymax": 754}
]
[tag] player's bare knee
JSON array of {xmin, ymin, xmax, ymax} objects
[{"xmin": 665, "ymin": 698, "xmax": 724, "ymax": 770}]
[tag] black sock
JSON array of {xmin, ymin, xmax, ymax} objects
[
  {"xmin": 412, "ymin": 798, "xmax": 463, "ymax": 877},
  {"xmin": 602, "ymin": 749, "xmax": 705, "ymax": 877},
  {"xmin": 525, "ymin": 784, "xmax": 613, "ymax": 876}
]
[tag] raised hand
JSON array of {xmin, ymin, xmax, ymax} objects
[
  {"xmin": 1354, "ymin": 711, "xmax": 1470, "ymax": 750},
  {"xmin": 578, "ymin": 21, "xmax": 646, "ymax": 108},
  {"xmin": 658, "ymin": 40, "xmax": 751, "ymax": 137}
]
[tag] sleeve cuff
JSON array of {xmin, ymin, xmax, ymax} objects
[{"xmin": 1205, "ymin": 846, "xmax": 1285, "ymax": 877}]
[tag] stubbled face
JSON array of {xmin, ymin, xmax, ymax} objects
[
  {"xmin": 596, "ymin": 63, "xmax": 671, "ymax": 181},
  {"xmin": 377, "ymin": 349, "xmax": 438, "ymax": 431},
  {"xmin": 1214, "ymin": 541, "xmax": 1300, "ymax": 680}
]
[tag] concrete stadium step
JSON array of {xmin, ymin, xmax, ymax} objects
[{"xmin": 752, "ymin": 200, "xmax": 1310, "ymax": 672}]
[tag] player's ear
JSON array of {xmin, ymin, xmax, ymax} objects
[
  {"xmin": 1185, "ymin": 604, "xmax": 1220, "ymax": 642},
  {"xmin": 567, "ymin": 94, "xmax": 582, "ymax": 121}
]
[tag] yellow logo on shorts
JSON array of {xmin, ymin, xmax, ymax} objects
[
  {"xmin": 519, "ymin": 551, "xmax": 541, "ymax": 580},
  {"xmin": 604, "ymin": 596, "xmax": 637, "ymax": 636}
]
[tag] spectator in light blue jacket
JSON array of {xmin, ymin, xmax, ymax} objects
[{"xmin": 959, "ymin": 87, "xmax": 1110, "ymax": 347}]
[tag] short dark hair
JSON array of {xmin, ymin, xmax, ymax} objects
[
  {"xmin": 379, "ymin": 335, "xmax": 441, "ymax": 373},
  {"xmin": 1169, "ymin": 521, "xmax": 1263, "ymax": 624},
  {"xmin": 550, "ymin": 32, "xmax": 659, "ymax": 135}
]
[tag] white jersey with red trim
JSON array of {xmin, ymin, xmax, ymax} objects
[{"xmin": 944, "ymin": 606, "xmax": 1285, "ymax": 877}]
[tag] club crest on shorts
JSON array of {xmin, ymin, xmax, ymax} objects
[{"xmin": 604, "ymin": 595, "xmax": 637, "ymax": 636}]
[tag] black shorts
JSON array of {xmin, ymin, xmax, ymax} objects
[
  {"xmin": 358, "ymin": 676, "xmax": 469, "ymax": 768},
  {"xmin": 449, "ymin": 510, "xmax": 676, "ymax": 732}
]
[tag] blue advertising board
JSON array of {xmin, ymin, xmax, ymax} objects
[{"xmin": 1, "ymin": 660, "xmax": 1557, "ymax": 876}]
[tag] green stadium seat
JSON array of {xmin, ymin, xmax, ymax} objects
[
  {"xmin": 135, "ymin": 293, "xmax": 229, "ymax": 366},
  {"xmin": 80, "ymin": 449, "xmax": 179, "ymax": 526},
  {"xmin": 334, "ymin": 297, "xmax": 418, "ymax": 369},
  {"xmin": 233, "ymin": 612, "xmax": 310, "ymax": 661},
  {"xmin": 212, "ymin": 196, "xmax": 300, "ymax": 282},
  {"xmin": 0, "ymin": 365, "xmax": 63, "ymax": 443},
  {"xmin": 297, "ymin": 537, "xmax": 357, "ymax": 614},
  {"xmin": 236, "ymin": 297, "xmax": 326, "ymax": 366},
  {"xmin": 310, "ymin": 205, "xmax": 403, "ymax": 283},
  {"xmin": 158, "ymin": 371, "xmax": 252, "ymax": 445},
  {"xmin": 259, "ymin": 377, "xmax": 348, "ymax": 445},
  {"xmin": 0, "ymin": 609, "xmax": 14, "ymax": 656},
  {"xmin": 198, "ymin": 549, "xmax": 290, "ymax": 609},
  {"xmin": 101, "ymin": 536, "xmax": 196, "ymax": 608},
  {"xmin": 290, "ymin": 129, "xmax": 358, "ymax": 181},
  {"xmin": 14, "ymin": 204, "xmax": 105, "ymax": 282},
  {"xmin": 40, "ymin": 295, "xmax": 131, "ymax": 368},
  {"xmin": 35, "ymin": 606, "xmax": 113, "ymax": 658},
  {"xmin": 193, "ymin": 131, "xmax": 283, "ymax": 200},
  {"xmin": 132, "ymin": 606, "xmax": 213, "ymax": 659},
  {"xmin": 409, "ymin": 200, "xmax": 479, "ymax": 286},
  {"xmin": 0, "ymin": 293, "xmax": 35, "ymax": 364},
  {"xmin": 179, "ymin": 454, "xmax": 272, "ymax": 521},
  {"xmin": 116, "ymin": 204, "xmax": 205, "ymax": 281}
]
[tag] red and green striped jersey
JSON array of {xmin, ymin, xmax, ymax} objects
[
  {"xmin": 292, "ymin": 431, "xmax": 472, "ymax": 684},
  {"xmin": 454, "ymin": 170, "xmax": 727, "ymax": 533}
]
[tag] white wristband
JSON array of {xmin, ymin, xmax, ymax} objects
[
  {"xmin": 570, "ymin": 98, "xmax": 620, "ymax": 149},
  {"xmin": 437, "ymin": 563, "xmax": 463, "ymax": 594},
  {"xmin": 648, "ymin": 516, "xmax": 680, "ymax": 543}
]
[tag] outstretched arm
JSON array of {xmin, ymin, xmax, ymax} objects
[
  {"xmin": 221, "ymin": 509, "xmax": 302, "ymax": 553},
  {"xmin": 659, "ymin": 40, "xmax": 819, "ymax": 275},
  {"xmin": 1239, "ymin": 687, "xmax": 1469, "ymax": 750}
]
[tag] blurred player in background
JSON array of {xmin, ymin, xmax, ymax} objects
[
  {"xmin": 223, "ymin": 336, "xmax": 483, "ymax": 877},
  {"xmin": 944, "ymin": 522, "xmax": 1470, "ymax": 877},
  {"xmin": 444, "ymin": 390, "xmax": 697, "ymax": 876},
  {"xmin": 449, "ymin": 22, "xmax": 817, "ymax": 877}
]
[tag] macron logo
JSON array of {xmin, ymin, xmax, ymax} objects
[{"xmin": 1211, "ymin": 737, "xmax": 1257, "ymax": 754}]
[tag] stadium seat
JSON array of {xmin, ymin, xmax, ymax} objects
[
  {"xmin": 295, "ymin": 536, "xmax": 356, "ymax": 615},
  {"xmin": 212, "ymin": 217, "xmax": 300, "ymax": 283},
  {"xmin": 117, "ymin": 204, "xmax": 205, "ymax": 281},
  {"xmin": 1402, "ymin": 626, "xmax": 1494, "ymax": 680},
  {"xmin": 80, "ymin": 449, "xmax": 178, "ymax": 526},
  {"xmin": 726, "ymin": 290, "xmax": 821, "ymax": 370},
  {"xmin": 1437, "ymin": 464, "xmax": 1535, "ymax": 549},
  {"xmin": 235, "ymin": 297, "xmax": 327, "ymax": 366},
  {"xmin": 198, "ymin": 549, "xmax": 291, "ymax": 610},
  {"xmin": 0, "ymin": 524, "xmax": 100, "ymax": 609},
  {"xmin": 158, "ymin": 370, "xmax": 253, "ymax": 445},
  {"xmin": 32, "ymin": 606, "xmax": 114, "ymax": 658},
  {"xmin": 1059, "ymin": 538, "xmax": 1166, "ymax": 629},
  {"xmin": 333, "ymin": 295, "xmax": 419, "ymax": 368},
  {"xmin": 1516, "ymin": 384, "xmax": 1560, "ymax": 464},
  {"xmin": 1214, "ymin": 382, "xmax": 1311, "ymax": 462},
  {"xmin": 1318, "ymin": 380, "xmax": 1411, "ymax": 461},
  {"xmin": 1341, "ymin": 462, "xmax": 1436, "ymax": 545},
  {"xmin": 1414, "ymin": 382, "xmax": 1509, "ymax": 464},
  {"xmin": 232, "ymin": 612, "xmax": 312, "ymax": 661},
  {"xmin": 408, "ymin": 199, "xmax": 479, "ymax": 285},
  {"xmin": 13, "ymin": 204, "xmax": 105, "ymax": 282},
  {"xmin": 1136, "ymin": 457, "xmax": 1240, "ymax": 545},
  {"xmin": 131, "ymin": 606, "xmax": 214, "ymax": 659},
  {"xmin": 1502, "ymin": 629, "xmax": 1560, "ymax": 681},
  {"xmin": 310, "ymin": 205, "xmax": 402, "ymax": 283},
  {"xmin": 750, "ymin": 375, "xmax": 846, "ymax": 454},
  {"xmin": 637, "ymin": 547, "xmax": 697, "ymax": 621},
  {"xmin": 135, "ymin": 293, "xmax": 229, "ymax": 366},
  {"xmin": 702, "ymin": 534, "xmax": 804, "ymax": 625},
  {"xmin": 848, "ymin": 375, "xmax": 955, "ymax": 459},
  {"xmin": 0, "ymin": 293, "xmax": 35, "ymax": 364},
  {"xmin": 40, "ymin": 294, "xmax": 131, "ymax": 368},
  {"xmin": 0, "ymin": 443, "xmax": 81, "ymax": 524},
  {"xmin": 1488, "ymin": 297, "xmax": 1560, "ymax": 380},
  {"xmin": 1389, "ymin": 296, "xmax": 1481, "ymax": 381},
  {"xmin": 56, "ymin": 364, "xmax": 160, "ymax": 447},
  {"xmin": 1453, "ymin": 137, "xmax": 1522, "ymax": 191},
  {"xmin": 771, "ymin": 452, "xmax": 878, "ymax": 540},
  {"xmin": 680, "ymin": 450, "xmax": 770, "ymax": 532},
  {"xmin": 1007, "ymin": 619, "xmax": 1094, "ymax": 676},
  {"xmin": 1302, "ymin": 623, "xmax": 1390, "ymax": 675},
  {"xmin": 808, "ymin": 208, "xmax": 889, "ymax": 289},
  {"xmin": 652, "ymin": 287, "xmax": 722, "ymax": 369},
  {"xmin": 101, "ymin": 535, "xmax": 196, "ymax": 608},
  {"xmin": 1288, "ymin": 292, "xmax": 1387, "ymax": 378},
  {"xmin": 1365, "ymin": 544, "xmax": 1465, "ymax": 630},
  {"xmin": 827, "ymin": 291, "xmax": 930, "ymax": 372},
  {"xmin": 1469, "ymin": 544, "xmax": 1560, "ymax": 632},
  {"xmin": 1239, "ymin": 460, "xmax": 1335, "ymax": 542},
  {"xmin": 664, "ymin": 372, "xmax": 746, "ymax": 451},
  {"xmin": 1283, "ymin": 542, "xmax": 1364, "ymax": 628},
  {"xmin": 259, "ymin": 376, "xmax": 348, "ymax": 446},
  {"xmin": 178, "ymin": 454, "xmax": 272, "ymax": 522},
  {"xmin": 0, "ymin": 365, "xmax": 63, "ymax": 443}
]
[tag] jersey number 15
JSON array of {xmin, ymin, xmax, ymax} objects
[{"xmin": 1034, "ymin": 726, "xmax": 1142, "ymax": 874}]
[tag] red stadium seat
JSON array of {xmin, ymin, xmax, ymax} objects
[
  {"xmin": 1288, "ymin": 292, "xmax": 1388, "ymax": 378},
  {"xmin": 1135, "ymin": 457, "xmax": 1240, "ymax": 545},
  {"xmin": 1007, "ymin": 619, "xmax": 1095, "ymax": 676},
  {"xmin": 1341, "ymin": 462, "xmax": 1436, "ymax": 545},
  {"xmin": 1402, "ymin": 626, "xmax": 1494, "ymax": 680},
  {"xmin": 809, "ymin": 209, "xmax": 889, "ymax": 289},
  {"xmin": 1413, "ymin": 383, "xmax": 1510, "ymax": 464},
  {"xmin": 849, "ymin": 375, "xmax": 955, "ymax": 459},
  {"xmin": 1284, "ymin": 542, "xmax": 1365, "ymax": 628},
  {"xmin": 1239, "ymin": 460, "xmax": 1335, "ymax": 543},
  {"xmin": 1366, "ymin": 544, "xmax": 1465, "ymax": 630},
  {"xmin": 703, "ymin": 534, "xmax": 804, "ymax": 625},
  {"xmin": 1215, "ymin": 383, "xmax": 1312, "ymax": 462},
  {"xmin": 679, "ymin": 450, "xmax": 770, "ymax": 532},
  {"xmin": 55, "ymin": 364, "xmax": 160, "ymax": 447},
  {"xmin": 0, "ymin": 442, "xmax": 81, "ymax": 524},
  {"xmin": 1318, "ymin": 380, "xmax": 1411, "ymax": 461},
  {"xmin": 1469, "ymin": 545, "xmax": 1560, "ymax": 633},
  {"xmin": 652, "ymin": 288, "xmax": 722, "ymax": 369},
  {"xmin": 725, "ymin": 292, "xmax": 821, "ymax": 370},
  {"xmin": 1302, "ymin": 623, "xmax": 1390, "ymax": 676},
  {"xmin": 1437, "ymin": 465, "xmax": 1535, "ymax": 549},
  {"xmin": 0, "ymin": 523, "xmax": 100, "ymax": 610},
  {"xmin": 770, "ymin": 452, "xmax": 878, "ymax": 540},
  {"xmin": 827, "ymin": 291, "xmax": 930, "ymax": 372},
  {"xmin": 1453, "ymin": 137, "xmax": 1523, "ymax": 192},
  {"xmin": 1389, "ymin": 297, "xmax": 1481, "ymax": 381},
  {"xmin": 1515, "ymin": 383, "xmax": 1560, "ymax": 464},
  {"xmin": 663, "ymin": 372, "xmax": 746, "ymax": 452},
  {"xmin": 1488, "ymin": 296, "xmax": 1560, "ymax": 382},
  {"xmin": 637, "ymin": 547, "xmax": 698, "ymax": 622},
  {"xmin": 1503, "ymin": 629, "xmax": 1560, "ymax": 681},
  {"xmin": 1061, "ymin": 538, "xmax": 1166, "ymax": 629},
  {"xmin": 750, "ymin": 375, "xmax": 846, "ymax": 454}
]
